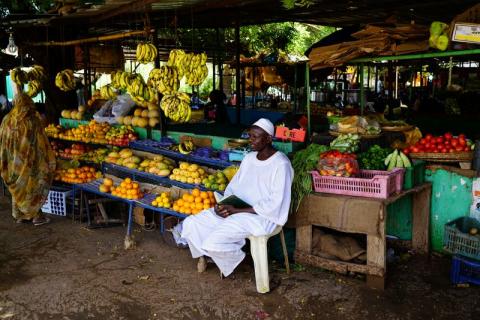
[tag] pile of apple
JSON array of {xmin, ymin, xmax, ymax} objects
[
  {"xmin": 58, "ymin": 144, "xmax": 91, "ymax": 159},
  {"xmin": 405, "ymin": 133, "xmax": 474, "ymax": 154}
]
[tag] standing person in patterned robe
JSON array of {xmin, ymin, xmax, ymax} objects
[{"xmin": 0, "ymin": 90, "xmax": 56, "ymax": 225}]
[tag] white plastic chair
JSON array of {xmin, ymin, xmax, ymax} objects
[{"xmin": 248, "ymin": 226, "xmax": 290, "ymax": 293}]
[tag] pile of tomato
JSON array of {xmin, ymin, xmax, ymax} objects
[{"xmin": 404, "ymin": 133, "xmax": 472, "ymax": 154}]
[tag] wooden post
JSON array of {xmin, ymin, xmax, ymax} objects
[
  {"xmin": 412, "ymin": 184, "xmax": 431, "ymax": 253},
  {"xmin": 366, "ymin": 205, "xmax": 386, "ymax": 290},
  {"xmin": 235, "ymin": 21, "xmax": 241, "ymax": 124}
]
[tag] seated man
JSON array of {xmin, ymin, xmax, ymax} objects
[{"xmin": 179, "ymin": 118, "xmax": 293, "ymax": 277}]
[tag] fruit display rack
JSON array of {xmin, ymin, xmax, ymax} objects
[
  {"xmin": 75, "ymin": 179, "xmax": 190, "ymax": 241},
  {"xmin": 135, "ymin": 194, "xmax": 188, "ymax": 232},
  {"xmin": 129, "ymin": 139, "xmax": 234, "ymax": 169},
  {"xmin": 101, "ymin": 162, "xmax": 213, "ymax": 191}
]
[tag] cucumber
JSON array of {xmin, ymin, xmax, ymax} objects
[
  {"xmin": 396, "ymin": 152, "xmax": 404, "ymax": 168},
  {"xmin": 399, "ymin": 152, "xmax": 412, "ymax": 168},
  {"xmin": 384, "ymin": 153, "xmax": 393, "ymax": 166},
  {"xmin": 387, "ymin": 150, "xmax": 397, "ymax": 171}
]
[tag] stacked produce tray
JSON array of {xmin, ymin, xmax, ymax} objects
[
  {"xmin": 135, "ymin": 193, "xmax": 187, "ymax": 219},
  {"xmin": 130, "ymin": 139, "xmax": 233, "ymax": 169},
  {"xmin": 102, "ymin": 162, "xmax": 211, "ymax": 191}
]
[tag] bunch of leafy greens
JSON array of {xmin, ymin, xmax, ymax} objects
[{"xmin": 290, "ymin": 144, "xmax": 329, "ymax": 214}]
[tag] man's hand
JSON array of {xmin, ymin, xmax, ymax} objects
[{"xmin": 214, "ymin": 204, "xmax": 238, "ymax": 218}]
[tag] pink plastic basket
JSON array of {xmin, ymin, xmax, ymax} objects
[{"xmin": 311, "ymin": 168, "xmax": 405, "ymax": 199}]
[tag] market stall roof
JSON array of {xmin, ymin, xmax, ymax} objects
[{"xmin": 2, "ymin": 0, "xmax": 479, "ymax": 29}]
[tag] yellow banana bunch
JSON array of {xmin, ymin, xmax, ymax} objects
[
  {"xmin": 127, "ymin": 77, "xmax": 146, "ymax": 99},
  {"xmin": 55, "ymin": 69, "xmax": 76, "ymax": 91},
  {"xmin": 28, "ymin": 65, "xmax": 47, "ymax": 81},
  {"xmin": 100, "ymin": 85, "xmax": 117, "ymax": 100},
  {"xmin": 167, "ymin": 49, "xmax": 186, "ymax": 77},
  {"xmin": 110, "ymin": 70, "xmax": 123, "ymax": 89},
  {"xmin": 118, "ymin": 71, "xmax": 133, "ymax": 90},
  {"xmin": 26, "ymin": 80, "xmax": 42, "ymax": 97},
  {"xmin": 160, "ymin": 92, "xmax": 191, "ymax": 123},
  {"xmin": 148, "ymin": 66, "xmax": 180, "ymax": 95},
  {"xmin": 136, "ymin": 42, "xmax": 158, "ymax": 64},
  {"xmin": 10, "ymin": 67, "xmax": 28, "ymax": 86},
  {"xmin": 184, "ymin": 52, "xmax": 208, "ymax": 86}
]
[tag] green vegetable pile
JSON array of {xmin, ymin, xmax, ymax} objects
[
  {"xmin": 357, "ymin": 145, "xmax": 391, "ymax": 170},
  {"xmin": 330, "ymin": 133, "xmax": 360, "ymax": 153},
  {"xmin": 291, "ymin": 144, "xmax": 329, "ymax": 213}
]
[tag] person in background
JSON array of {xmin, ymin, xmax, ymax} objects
[
  {"xmin": 0, "ymin": 88, "xmax": 56, "ymax": 225},
  {"xmin": 205, "ymin": 90, "xmax": 228, "ymax": 123},
  {"xmin": 177, "ymin": 118, "xmax": 293, "ymax": 277}
]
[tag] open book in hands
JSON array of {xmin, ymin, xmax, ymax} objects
[{"xmin": 214, "ymin": 191, "xmax": 251, "ymax": 209}]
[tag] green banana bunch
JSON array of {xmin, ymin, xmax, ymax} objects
[
  {"xmin": 167, "ymin": 49, "xmax": 186, "ymax": 78},
  {"xmin": 28, "ymin": 65, "xmax": 47, "ymax": 81},
  {"xmin": 100, "ymin": 85, "xmax": 117, "ymax": 100},
  {"xmin": 26, "ymin": 80, "xmax": 42, "ymax": 97},
  {"xmin": 148, "ymin": 66, "xmax": 180, "ymax": 94},
  {"xmin": 10, "ymin": 68, "xmax": 28, "ymax": 86},
  {"xmin": 55, "ymin": 69, "xmax": 76, "ymax": 91},
  {"xmin": 385, "ymin": 150, "xmax": 412, "ymax": 171},
  {"xmin": 136, "ymin": 42, "xmax": 158, "ymax": 64},
  {"xmin": 160, "ymin": 92, "xmax": 191, "ymax": 123}
]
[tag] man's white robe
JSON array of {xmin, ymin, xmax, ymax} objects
[{"xmin": 180, "ymin": 151, "xmax": 293, "ymax": 276}]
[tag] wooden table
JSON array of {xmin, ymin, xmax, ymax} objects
[{"xmin": 294, "ymin": 183, "xmax": 432, "ymax": 290}]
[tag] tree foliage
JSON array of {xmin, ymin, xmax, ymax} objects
[{"xmin": 238, "ymin": 23, "xmax": 335, "ymax": 56}]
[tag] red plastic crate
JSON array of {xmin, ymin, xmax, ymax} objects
[{"xmin": 311, "ymin": 168, "xmax": 405, "ymax": 199}]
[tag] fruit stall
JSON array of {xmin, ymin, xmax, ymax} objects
[{"xmin": 3, "ymin": 0, "xmax": 480, "ymax": 290}]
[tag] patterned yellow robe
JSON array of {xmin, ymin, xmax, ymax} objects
[{"xmin": 0, "ymin": 94, "xmax": 56, "ymax": 220}]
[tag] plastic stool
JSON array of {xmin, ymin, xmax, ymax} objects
[{"xmin": 248, "ymin": 226, "xmax": 290, "ymax": 294}]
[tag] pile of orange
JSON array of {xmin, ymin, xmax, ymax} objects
[
  {"xmin": 55, "ymin": 166, "xmax": 102, "ymax": 184},
  {"xmin": 172, "ymin": 189, "xmax": 216, "ymax": 215},
  {"xmin": 108, "ymin": 177, "xmax": 144, "ymax": 200}
]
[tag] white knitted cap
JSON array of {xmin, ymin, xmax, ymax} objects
[{"xmin": 252, "ymin": 118, "xmax": 274, "ymax": 136}]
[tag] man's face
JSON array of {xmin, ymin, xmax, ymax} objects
[{"xmin": 249, "ymin": 126, "xmax": 272, "ymax": 151}]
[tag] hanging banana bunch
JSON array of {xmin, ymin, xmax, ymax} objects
[
  {"xmin": 183, "ymin": 52, "xmax": 208, "ymax": 86},
  {"xmin": 10, "ymin": 67, "xmax": 29, "ymax": 86},
  {"xmin": 55, "ymin": 69, "xmax": 76, "ymax": 91},
  {"xmin": 148, "ymin": 66, "xmax": 180, "ymax": 95},
  {"xmin": 160, "ymin": 92, "xmax": 191, "ymax": 123},
  {"xmin": 100, "ymin": 84, "xmax": 117, "ymax": 100},
  {"xmin": 26, "ymin": 80, "xmax": 42, "ymax": 98},
  {"xmin": 136, "ymin": 42, "xmax": 157, "ymax": 64},
  {"xmin": 28, "ymin": 65, "xmax": 47, "ymax": 81},
  {"xmin": 167, "ymin": 49, "xmax": 186, "ymax": 78},
  {"xmin": 110, "ymin": 70, "xmax": 123, "ymax": 90}
]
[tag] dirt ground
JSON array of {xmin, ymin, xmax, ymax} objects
[{"xmin": 0, "ymin": 196, "xmax": 479, "ymax": 320}]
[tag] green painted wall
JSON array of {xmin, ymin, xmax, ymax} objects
[
  {"xmin": 425, "ymin": 169, "xmax": 473, "ymax": 252},
  {"xmin": 386, "ymin": 195, "xmax": 413, "ymax": 240}
]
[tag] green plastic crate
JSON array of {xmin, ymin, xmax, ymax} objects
[{"xmin": 403, "ymin": 160, "xmax": 426, "ymax": 190}]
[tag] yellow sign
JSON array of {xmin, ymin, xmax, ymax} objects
[{"xmin": 452, "ymin": 23, "xmax": 480, "ymax": 44}]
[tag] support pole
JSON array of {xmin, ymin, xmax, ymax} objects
[
  {"xmin": 360, "ymin": 63, "xmax": 365, "ymax": 115},
  {"xmin": 306, "ymin": 63, "xmax": 311, "ymax": 137},
  {"xmin": 235, "ymin": 21, "xmax": 241, "ymax": 124},
  {"xmin": 448, "ymin": 57, "xmax": 453, "ymax": 87}
]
